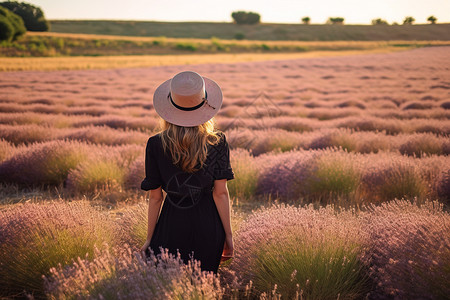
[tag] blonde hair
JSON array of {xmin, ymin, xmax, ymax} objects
[{"xmin": 156, "ymin": 117, "xmax": 221, "ymax": 173}]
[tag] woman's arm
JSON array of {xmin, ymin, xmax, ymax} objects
[
  {"xmin": 213, "ymin": 179, "xmax": 232, "ymax": 236},
  {"xmin": 213, "ymin": 179, "xmax": 234, "ymax": 260},
  {"xmin": 140, "ymin": 187, "xmax": 163, "ymax": 254}
]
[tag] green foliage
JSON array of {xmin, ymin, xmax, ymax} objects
[
  {"xmin": 0, "ymin": 15, "xmax": 14, "ymax": 41},
  {"xmin": 302, "ymin": 16, "xmax": 310, "ymax": 24},
  {"xmin": 261, "ymin": 43, "xmax": 270, "ymax": 50},
  {"xmin": 231, "ymin": 11, "xmax": 261, "ymax": 25},
  {"xmin": 152, "ymin": 36, "xmax": 166, "ymax": 46},
  {"xmin": 0, "ymin": 6, "xmax": 25, "ymax": 41},
  {"xmin": 67, "ymin": 159, "xmax": 126, "ymax": 193},
  {"xmin": 372, "ymin": 18, "xmax": 388, "ymax": 25},
  {"xmin": 403, "ymin": 16, "xmax": 415, "ymax": 25},
  {"xmin": 303, "ymin": 155, "xmax": 361, "ymax": 203},
  {"xmin": 227, "ymin": 149, "xmax": 259, "ymax": 200},
  {"xmin": 327, "ymin": 17, "xmax": 345, "ymax": 25},
  {"xmin": 210, "ymin": 36, "xmax": 227, "ymax": 51},
  {"xmin": 0, "ymin": 0, "xmax": 49, "ymax": 31},
  {"xmin": 363, "ymin": 164, "xmax": 427, "ymax": 202},
  {"xmin": 234, "ymin": 32, "xmax": 245, "ymax": 40},
  {"xmin": 174, "ymin": 42, "xmax": 197, "ymax": 51},
  {"xmin": 427, "ymin": 15, "xmax": 437, "ymax": 24},
  {"xmin": 0, "ymin": 201, "xmax": 116, "ymax": 298},
  {"xmin": 252, "ymin": 234, "xmax": 369, "ymax": 299}
]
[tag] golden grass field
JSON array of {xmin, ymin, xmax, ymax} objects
[{"xmin": 0, "ymin": 47, "xmax": 415, "ymax": 71}]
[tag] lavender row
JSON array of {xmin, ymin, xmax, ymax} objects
[
  {"xmin": 1, "ymin": 199, "xmax": 447, "ymax": 299},
  {"xmin": 1, "ymin": 109, "xmax": 449, "ymax": 133},
  {"xmin": 1, "ymin": 140, "xmax": 449, "ymax": 205},
  {"xmin": 1, "ymin": 125, "xmax": 449, "ymax": 158}
]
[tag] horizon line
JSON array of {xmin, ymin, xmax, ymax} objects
[{"xmin": 47, "ymin": 19, "xmax": 449, "ymax": 26}]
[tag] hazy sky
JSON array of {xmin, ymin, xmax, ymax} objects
[{"xmin": 27, "ymin": 0, "xmax": 450, "ymax": 24}]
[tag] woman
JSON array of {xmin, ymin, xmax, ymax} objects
[{"xmin": 139, "ymin": 71, "xmax": 234, "ymax": 274}]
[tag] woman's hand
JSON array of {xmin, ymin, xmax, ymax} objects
[
  {"xmin": 140, "ymin": 239, "xmax": 151, "ymax": 259},
  {"xmin": 221, "ymin": 234, "xmax": 234, "ymax": 262}
]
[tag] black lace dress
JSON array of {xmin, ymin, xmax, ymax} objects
[{"xmin": 141, "ymin": 131, "xmax": 234, "ymax": 274}]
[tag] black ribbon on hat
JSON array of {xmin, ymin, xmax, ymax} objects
[{"xmin": 168, "ymin": 90, "xmax": 216, "ymax": 111}]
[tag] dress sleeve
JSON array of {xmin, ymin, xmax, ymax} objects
[
  {"xmin": 213, "ymin": 133, "xmax": 235, "ymax": 181},
  {"xmin": 141, "ymin": 137, "xmax": 163, "ymax": 191}
]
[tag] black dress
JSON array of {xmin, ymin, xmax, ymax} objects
[{"xmin": 141, "ymin": 131, "xmax": 234, "ymax": 274}]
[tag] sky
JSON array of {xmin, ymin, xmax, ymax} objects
[{"xmin": 26, "ymin": 0, "xmax": 450, "ymax": 25}]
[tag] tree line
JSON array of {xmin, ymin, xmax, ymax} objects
[
  {"xmin": 0, "ymin": 1, "xmax": 49, "ymax": 42},
  {"xmin": 232, "ymin": 11, "xmax": 439, "ymax": 25}
]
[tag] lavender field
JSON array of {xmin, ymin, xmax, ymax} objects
[{"xmin": 0, "ymin": 46, "xmax": 449, "ymax": 299}]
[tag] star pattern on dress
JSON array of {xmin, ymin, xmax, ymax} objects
[{"xmin": 165, "ymin": 172, "xmax": 204, "ymax": 209}]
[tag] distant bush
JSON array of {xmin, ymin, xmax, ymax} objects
[
  {"xmin": 210, "ymin": 36, "xmax": 227, "ymax": 51},
  {"xmin": 0, "ymin": 6, "xmax": 25, "ymax": 42},
  {"xmin": 0, "ymin": 1, "xmax": 49, "ymax": 31},
  {"xmin": 234, "ymin": 32, "xmax": 245, "ymax": 40},
  {"xmin": 260, "ymin": 43, "xmax": 270, "ymax": 50},
  {"xmin": 231, "ymin": 11, "xmax": 261, "ymax": 25},
  {"xmin": 152, "ymin": 36, "xmax": 166, "ymax": 46},
  {"xmin": 327, "ymin": 17, "xmax": 344, "ymax": 25},
  {"xmin": 175, "ymin": 42, "xmax": 197, "ymax": 51},
  {"xmin": 301, "ymin": 16, "xmax": 310, "ymax": 24},
  {"xmin": 427, "ymin": 15, "xmax": 437, "ymax": 24},
  {"xmin": 371, "ymin": 18, "xmax": 388, "ymax": 25},
  {"xmin": 403, "ymin": 16, "xmax": 415, "ymax": 25}
]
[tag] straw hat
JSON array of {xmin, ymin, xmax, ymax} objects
[{"xmin": 153, "ymin": 71, "xmax": 223, "ymax": 127}]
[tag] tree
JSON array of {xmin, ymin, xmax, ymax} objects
[
  {"xmin": 427, "ymin": 15, "xmax": 437, "ymax": 24},
  {"xmin": 231, "ymin": 11, "xmax": 261, "ymax": 25},
  {"xmin": 0, "ymin": 6, "xmax": 26, "ymax": 41},
  {"xmin": 371, "ymin": 18, "xmax": 388, "ymax": 25},
  {"xmin": 0, "ymin": 1, "xmax": 49, "ymax": 31},
  {"xmin": 403, "ymin": 16, "xmax": 415, "ymax": 25},
  {"xmin": 301, "ymin": 16, "xmax": 310, "ymax": 25},
  {"xmin": 326, "ymin": 17, "xmax": 344, "ymax": 25}
]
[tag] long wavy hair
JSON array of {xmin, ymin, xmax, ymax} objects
[{"xmin": 157, "ymin": 117, "xmax": 221, "ymax": 173}]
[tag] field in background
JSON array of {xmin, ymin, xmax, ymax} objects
[
  {"xmin": 48, "ymin": 20, "xmax": 450, "ymax": 41},
  {"xmin": 3, "ymin": 32, "xmax": 448, "ymax": 59},
  {"xmin": 2, "ymin": 32, "xmax": 449, "ymax": 71},
  {"xmin": 1, "ymin": 46, "xmax": 449, "ymax": 206},
  {"xmin": 1, "ymin": 46, "xmax": 449, "ymax": 299}
]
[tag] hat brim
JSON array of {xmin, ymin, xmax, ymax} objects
[{"xmin": 153, "ymin": 76, "xmax": 223, "ymax": 127}]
